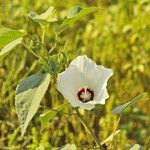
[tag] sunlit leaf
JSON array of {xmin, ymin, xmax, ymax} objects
[
  {"xmin": 28, "ymin": 6, "xmax": 57, "ymax": 25},
  {"xmin": 0, "ymin": 37, "xmax": 22, "ymax": 56},
  {"xmin": 112, "ymin": 94, "xmax": 144, "ymax": 114},
  {"xmin": 15, "ymin": 72, "xmax": 51, "ymax": 136},
  {"xmin": 101, "ymin": 130, "xmax": 121, "ymax": 145},
  {"xmin": 40, "ymin": 102, "xmax": 68, "ymax": 131},
  {"xmin": 56, "ymin": 6, "xmax": 97, "ymax": 33},
  {"xmin": 0, "ymin": 28, "xmax": 25, "ymax": 48},
  {"xmin": 129, "ymin": 144, "xmax": 144, "ymax": 150}
]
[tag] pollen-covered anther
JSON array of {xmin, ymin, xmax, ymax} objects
[{"xmin": 77, "ymin": 88, "xmax": 94, "ymax": 103}]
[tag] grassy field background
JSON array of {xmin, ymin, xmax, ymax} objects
[{"xmin": 0, "ymin": 0, "xmax": 150, "ymax": 149}]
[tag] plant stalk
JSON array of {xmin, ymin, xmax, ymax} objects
[
  {"xmin": 22, "ymin": 43, "xmax": 39, "ymax": 59},
  {"xmin": 41, "ymin": 25, "xmax": 46, "ymax": 44},
  {"xmin": 75, "ymin": 108, "xmax": 105, "ymax": 150}
]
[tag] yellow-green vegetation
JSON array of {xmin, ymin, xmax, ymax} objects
[{"xmin": 0, "ymin": 0, "xmax": 150, "ymax": 149}]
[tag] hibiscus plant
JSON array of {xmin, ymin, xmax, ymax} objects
[{"xmin": 0, "ymin": 5, "xmax": 144, "ymax": 150}]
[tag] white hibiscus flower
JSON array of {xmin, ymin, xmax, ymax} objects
[{"xmin": 57, "ymin": 55, "xmax": 113, "ymax": 110}]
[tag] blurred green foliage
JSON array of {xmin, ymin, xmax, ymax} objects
[{"xmin": 0, "ymin": 0, "xmax": 150, "ymax": 149}]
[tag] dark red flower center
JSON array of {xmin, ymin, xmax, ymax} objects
[{"xmin": 77, "ymin": 88, "xmax": 94, "ymax": 103}]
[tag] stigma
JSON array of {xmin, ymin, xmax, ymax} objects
[{"xmin": 77, "ymin": 87, "xmax": 94, "ymax": 103}]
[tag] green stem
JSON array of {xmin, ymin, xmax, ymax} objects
[
  {"xmin": 41, "ymin": 25, "xmax": 46, "ymax": 44},
  {"xmin": 110, "ymin": 114, "xmax": 122, "ymax": 149},
  {"xmin": 22, "ymin": 43, "xmax": 39, "ymax": 59},
  {"xmin": 112, "ymin": 114, "xmax": 121, "ymax": 140},
  {"xmin": 75, "ymin": 108, "xmax": 105, "ymax": 150}
]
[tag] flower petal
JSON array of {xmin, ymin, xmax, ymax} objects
[
  {"xmin": 57, "ymin": 66, "xmax": 81, "ymax": 105},
  {"xmin": 93, "ymin": 66, "xmax": 113, "ymax": 99},
  {"xmin": 69, "ymin": 55, "xmax": 102, "ymax": 89},
  {"xmin": 70, "ymin": 55, "xmax": 113, "ymax": 95},
  {"xmin": 87, "ymin": 88, "xmax": 109, "ymax": 105},
  {"xmin": 75, "ymin": 102, "xmax": 95, "ymax": 110}
]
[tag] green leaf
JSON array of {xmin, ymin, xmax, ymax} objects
[
  {"xmin": 112, "ymin": 94, "xmax": 144, "ymax": 114},
  {"xmin": 0, "ymin": 28, "xmax": 25, "ymax": 49},
  {"xmin": 28, "ymin": 6, "xmax": 57, "ymax": 25},
  {"xmin": 66, "ymin": 6, "xmax": 83, "ymax": 18},
  {"xmin": 101, "ymin": 130, "xmax": 121, "ymax": 145},
  {"xmin": 39, "ymin": 102, "xmax": 68, "ymax": 131},
  {"xmin": 0, "ymin": 37, "xmax": 22, "ymax": 56},
  {"xmin": 129, "ymin": 144, "xmax": 144, "ymax": 150},
  {"xmin": 15, "ymin": 72, "xmax": 51, "ymax": 136},
  {"xmin": 56, "ymin": 6, "xmax": 97, "ymax": 34}
]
